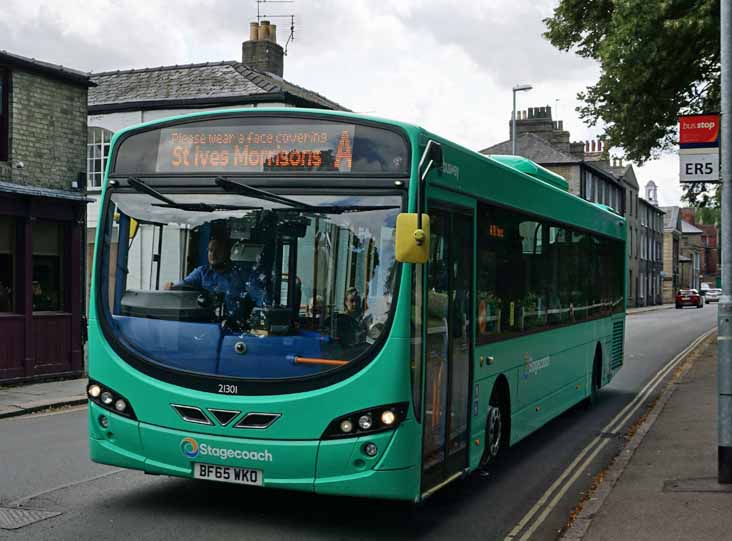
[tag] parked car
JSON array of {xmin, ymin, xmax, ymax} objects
[
  {"xmin": 705, "ymin": 288, "xmax": 722, "ymax": 303},
  {"xmin": 676, "ymin": 289, "xmax": 704, "ymax": 309}
]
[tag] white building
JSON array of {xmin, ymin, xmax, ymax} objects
[{"xmin": 85, "ymin": 21, "xmax": 347, "ymax": 292}]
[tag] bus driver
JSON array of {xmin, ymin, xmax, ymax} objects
[{"xmin": 164, "ymin": 237, "xmax": 248, "ymax": 320}]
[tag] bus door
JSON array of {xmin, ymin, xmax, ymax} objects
[{"xmin": 421, "ymin": 202, "xmax": 474, "ymax": 494}]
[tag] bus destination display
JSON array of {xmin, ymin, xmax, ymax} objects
[
  {"xmin": 157, "ymin": 123, "xmax": 356, "ymax": 173},
  {"xmin": 112, "ymin": 117, "xmax": 409, "ymax": 176}
]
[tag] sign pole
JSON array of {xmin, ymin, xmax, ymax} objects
[{"xmin": 719, "ymin": 0, "xmax": 732, "ymax": 484}]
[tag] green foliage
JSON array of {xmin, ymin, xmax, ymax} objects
[
  {"xmin": 695, "ymin": 203, "xmax": 721, "ymax": 225},
  {"xmin": 681, "ymin": 181, "xmax": 720, "ymax": 208},
  {"xmin": 544, "ymin": 0, "xmax": 720, "ymax": 164}
]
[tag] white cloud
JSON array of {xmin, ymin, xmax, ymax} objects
[{"xmin": 0, "ymin": 0, "xmax": 682, "ymax": 204}]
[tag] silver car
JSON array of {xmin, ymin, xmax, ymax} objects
[{"xmin": 705, "ymin": 288, "xmax": 722, "ymax": 302}]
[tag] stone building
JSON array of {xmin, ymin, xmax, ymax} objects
[
  {"xmin": 592, "ymin": 158, "xmax": 642, "ymax": 306},
  {"xmin": 0, "ymin": 50, "xmax": 92, "ymax": 383},
  {"xmin": 85, "ymin": 20, "xmax": 347, "ymax": 296},
  {"xmin": 679, "ymin": 207, "xmax": 719, "ymax": 285},
  {"xmin": 480, "ymin": 108, "xmax": 625, "ymax": 215},
  {"xmin": 638, "ymin": 196, "xmax": 665, "ymax": 305},
  {"xmin": 679, "ymin": 219, "xmax": 703, "ymax": 290},
  {"xmin": 480, "ymin": 105, "xmax": 662, "ymax": 307},
  {"xmin": 661, "ymin": 206, "xmax": 682, "ymax": 302}
]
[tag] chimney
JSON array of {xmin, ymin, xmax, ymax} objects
[{"xmin": 242, "ymin": 20, "xmax": 285, "ymax": 77}]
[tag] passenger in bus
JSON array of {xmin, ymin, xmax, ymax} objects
[
  {"xmin": 343, "ymin": 287, "xmax": 371, "ymax": 341},
  {"xmin": 164, "ymin": 237, "xmax": 248, "ymax": 320}
]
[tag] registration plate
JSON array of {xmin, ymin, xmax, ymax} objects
[{"xmin": 193, "ymin": 463, "xmax": 263, "ymax": 486}]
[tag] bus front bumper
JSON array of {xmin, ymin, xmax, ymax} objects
[{"xmin": 88, "ymin": 402, "xmax": 419, "ymax": 501}]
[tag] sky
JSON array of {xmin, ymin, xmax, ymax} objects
[{"xmin": 1, "ymin": 0, "xmax": 683, "ymax": 205}]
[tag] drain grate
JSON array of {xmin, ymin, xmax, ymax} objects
[{"xmin": 0, "ymin": 507, "xmax": 62, "ymax": 530}]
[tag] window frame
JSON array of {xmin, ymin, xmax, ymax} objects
[
  {"xmin": 31, "ymin": 220, "xmax": 67, "ymax": 313},
  {"xmin": 87, "ymin": 127, "xmax": 113, "ymax": 191}
]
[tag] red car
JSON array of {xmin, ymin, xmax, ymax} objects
[{"xmin": 676, "ymin": 289, "xmax": 704, "ymax": 309}]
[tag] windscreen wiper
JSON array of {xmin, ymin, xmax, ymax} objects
[
  {"xmin": 279, "ymin": 205, "xmax": 400, "ymax": 214},
  {"xmin": 215, "ymin": 177, "xmax": 399, "ymax": 214},
  {"xmin": 127, "ymin": 177, "xmax": 260, "ymax": 212},
  {"xmin": 215, "ymin": 177, "xmax": 317, "ymax": 211}
]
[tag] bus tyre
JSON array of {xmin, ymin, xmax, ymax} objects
[
  {"xmin": 585, "ymin": 351, "xmax": 601, "ymax": 409},
  {"xmin": 481, "ymin": 386, "xmax": 508, "ymax": 468}
]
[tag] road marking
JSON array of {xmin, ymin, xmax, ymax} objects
[
  {"xmin": 505, "ymin": 327, "xmax": 716, "ymax": 540},
  {"xmin": 8, "ymin": 469, "xmax": 125, "ymax": 508}
]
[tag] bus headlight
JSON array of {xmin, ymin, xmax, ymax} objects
[
  {"xmin": 87, "ymin": 384, "xmax": 101, "ymax": 398},
  {"xmin": 321, "ymin": 403, "xmax": 408, "ymax": 440},
  {"xmin": 87, "ymin": 380, "xmax": 137, "ymax": 420},
  {"xmin": 358, "ymin": 414, "xmax": 373, "ymax": 430}
]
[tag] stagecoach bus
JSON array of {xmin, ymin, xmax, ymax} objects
[{"xmin": 88, "ymin": 108, "xmax": 626, "ymax": 501}]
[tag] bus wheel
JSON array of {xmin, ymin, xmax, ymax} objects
[
  {"xmin": 585, "ymin": 349, "xmax": 602, "ymax": 409},
  {"xmin": 481, "ymin": 385, "xmax": 508, "ymax": 468}
]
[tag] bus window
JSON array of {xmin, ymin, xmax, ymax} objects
[{"xmin": 476, "ymin": 201, "xmax": 624, "ymax": 345}]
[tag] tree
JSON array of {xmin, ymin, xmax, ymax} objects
[{"xmin": 544, "ymin": 0, "xmax": 720, "ymax": 204}]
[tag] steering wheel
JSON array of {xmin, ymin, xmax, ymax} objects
[{"xmin": 168, "ymin": 284, "xmax": 201, "ymax": 292}]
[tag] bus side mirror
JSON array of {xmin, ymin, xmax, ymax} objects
[{"xmin": 395, "ymin": 213, "xmax": 430, "ymax": 263}]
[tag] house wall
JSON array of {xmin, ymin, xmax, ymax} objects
[
  {"xmin": 544, "ymin": 164, "xmax": 581, "ymax": 195},
  {"xmin": 1, "ymin": 70, "xmax": 87, "ymax": 188},
  {"xmin": 0, "ymin": 64, "xmax": 88, "ymax": 383},
  {"xmin": 662, "ymin": 231, "xmax": 679, "ymax": 303}
]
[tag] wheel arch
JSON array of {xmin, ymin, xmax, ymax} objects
[
  {"xmin": 593, "ymin": 341, "xmax": 604, "ymax": 388},
  {"xmin": 490, "ymin": 373, "xmax": 512, "ymax": 444}
]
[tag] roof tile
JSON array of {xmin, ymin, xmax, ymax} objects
[{"xmin": 89, "ymin": 60, "xmax": 347, "ymax": 111}]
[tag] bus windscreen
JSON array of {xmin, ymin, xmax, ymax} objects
[{"xmin": 112, "ymin": 117, "xmax": 410, "ymax": 176}]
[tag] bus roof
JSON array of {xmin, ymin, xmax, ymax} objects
[{"xmin": 106, "ymin": 107, "xmax": 625, "ymax": 241}]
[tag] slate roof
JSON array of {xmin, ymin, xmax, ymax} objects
[
  {"xmin": 592, "ymin": 161, "xmax": 640, "ymax": 190},
  {"xmin": 89, "ymin": 61, "xmax": 347, "ymax": 113},
  {"xmin": 639, "ymin": 197, "xmax": 665, "ymax": 213},
  {"xmin": 0, "ymin": 50, "xmax": 94, "ymax": 87},
  {"xmin": 661, "ymin": 206, "xmax": 681, "ymax": 232},
  {"xmin": 480, "ymin": 133, "xmax": 579, "ymax": 164},
  {"xmin": 681, "ymin": 219, "xmax": 703, "ymax": 234}
]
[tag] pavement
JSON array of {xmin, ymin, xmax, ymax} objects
[
  {"xmin": 0, "ymin": 378, "xmax": 87, "ymax": 419},
  {"xmin": 563, "ymin": 332, "xmax": 732, "ymax": 540},
  {"xmin": 626, "ymin": 303, "xmax": 674, "ymax": 315}
]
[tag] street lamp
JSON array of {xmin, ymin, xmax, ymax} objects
[{"xmin": 512, "ymin": 84, "xmax": 533, "ymax": 155}]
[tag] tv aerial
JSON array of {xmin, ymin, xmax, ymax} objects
[{"xmin": 256, "ymin": 0, "xmax": 296, "ymax": 55}]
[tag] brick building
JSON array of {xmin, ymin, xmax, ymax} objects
[{"xmin": 0, "ymin": 50, "xmax": 92, "ymax": 383}]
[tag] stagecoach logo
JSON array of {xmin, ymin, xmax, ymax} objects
[
  {"xmin": 179, "ymin": 437, "xmax": 273, "ymax": 462},
  {"xmin": 523, "ymin": 354, "xmax": 551, "ymax": 379},
  {"xmin": 181, "ymin": 437, "xmax": 199, "ymax": 458}
]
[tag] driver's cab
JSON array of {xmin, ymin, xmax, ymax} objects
[{"xmin": 108, "ymin": 194, "xmax": 398, "ymax": 380}]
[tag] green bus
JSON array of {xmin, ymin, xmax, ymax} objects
[{"xmin": 88, "ymin": 108, "xmax": 625, "ymax": 501}]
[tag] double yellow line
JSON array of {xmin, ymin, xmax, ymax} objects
[{"xmin": 504, "ymin": 327, "xmax": 716, "ymax": 541}]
